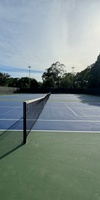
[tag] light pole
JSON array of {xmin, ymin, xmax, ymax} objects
[{"xmin": 28, "ymin": 66, "xmax": 31, "ymax": 88}]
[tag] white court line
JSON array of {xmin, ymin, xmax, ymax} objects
[
  {"xmin": 37, "ymin": 119, "xmax": 100, "ymax": 122},
  {"xmin": 31, "ymin": 130, "xmax": 100, "ymax": 133},
  {"xmin": 0, "ymin": 119, "xmax": 100, "ymax": 123},
  {"xmin": 0, "ymin": 106, "xmax": 21, "ymax": 108},
  {"xmin": 0, "ymin": 107, "xmax": 22, "ymax": 116},
  {"xmin": 65, "ymin": 104, "xmax": 78, "ymax": 116},
  {"xmin": 0, "ymin": 129, "xmax": 100, "ymax": 133},
  {"xmin": 80, "ymin": 115, "xmax": 100, "ymax": 118},
  {"xmin": 0, "ymin": 129, "xmax": 22, "ymax": 131},
  {"xmin": 0, "ymin": 119, "xmax": 23, "ymax": 121}
]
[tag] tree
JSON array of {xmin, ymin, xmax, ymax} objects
[
  {"xmin": 8, "ymin": 77, "xmax": 20, "ymax": 87},
  {"xmin": 88, "ymin": 62, "xmax": 100, "ymax": 88},
  {"xmin": 42, "ymin": 61, "xmax": 66, "ymax": 88},
  {"xmin": 42, "ymin": 77, "xmax": 55, "ymax": 89},
  {"xmin": 18, "ymin": 77, "xmax": 29, "ymax": 89},
  {"xmin": 60, "ymin": 73, "xmax": 72, "ymax": 89},
  {"xmin": 0, "ymin": 72, "xmax": 10, "ymax": 86},
  {"xmin": 75, "ymin": 67, "xmax": 91, "ymax": 89},
  {"xmin": 30, "ymin": 78, "xmax": 39, "ymax": 90}
]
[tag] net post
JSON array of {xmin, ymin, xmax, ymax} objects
[{"xmin": 23, "ymin": 101, "xmax": 27, "ymax": 144}]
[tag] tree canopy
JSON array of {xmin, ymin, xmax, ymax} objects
[
  {"xmin": 1, "ymin": 54, "xmax": 100, "ymax": 95},
  {"xmin": 42, "ymin": 61, "xmax": 66, "ymax": 88}
]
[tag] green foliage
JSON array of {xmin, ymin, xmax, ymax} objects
[
  {"xmin": 30, "ymin": 78, "xmax": 39, "ymax": 90},
  {"xmin": 42, "ymin": 77, "xmax": 55, "ymax": 89},
  {"xmin": 0, "ymin": 72, "xmax": 10, "ymax": 86},
  {"xmin": 60, "ymin": 73, "xmax": 72, "ymax": 89},
  {"xmin": 42, "ymin": 61, "xmax": 66, "ymax": 88},
  {"xmin": 75, "ymin": 67, "xmax": 91, "ymax": 89},
  {"xmin": 76, "ymin": 59, "xmax": 100, "ymax": 90},
  {"xmin": 1, "ymin": 54, "xmax": 100, "ymax": 94},
  {"xmin": 8, "ymin": 77, "xmax": 20, "ymax": 87},
  {"xmin": 18, "ymin": 77, "xmax": 29, "ymax": 89},
  {"xmin": 88, "ymin": 62, "xmax": 100, "ymax": 88}
]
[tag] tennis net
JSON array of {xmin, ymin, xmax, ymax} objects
[{"xmin": 23, "ymin": 93, "xmax": 50, "ymax": 144}]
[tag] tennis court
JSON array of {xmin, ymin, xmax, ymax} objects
[
  {"xmin": 1, "ymin": 93, "xmax": 100, "ymax": 132},
  {"xmin": 33, "ymin": 94, "xmax": 100, "ymax": 132},
  {"xmin": 0, "ymin": 93, "xmax": 100, "ymax": 200}
]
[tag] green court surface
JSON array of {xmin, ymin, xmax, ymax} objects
[{"xmin": 0, "ymin": 131, "xmax": 100, "ymax": 200}]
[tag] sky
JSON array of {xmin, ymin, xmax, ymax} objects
[{"xmin": 0, "ymin": 0, "xmax": 100, "ymax": 81}]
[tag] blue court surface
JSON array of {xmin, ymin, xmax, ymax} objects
[{"xmin": 0, "ymin": 93, "xmax": 100, "ymax": 132}]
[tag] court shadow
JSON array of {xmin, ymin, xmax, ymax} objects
[
  {"xmin": 77, "ymin": 94, "xmax": 100, "ymax": 107},
  {"xmin": 0, "ymin": 118, "xmax": 23, "ymax": 160}
]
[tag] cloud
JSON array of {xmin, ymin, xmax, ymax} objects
[
  {"xmin": 0, "ymin": 65, "xmax": 44, "ymax": 73},
  {"xmin": 0, "ymin": 64, "xmax": 44, "ymax": 81},
  {"xmin": 0, "ymin": 0, "xmax": 100, "ymax": 80}
]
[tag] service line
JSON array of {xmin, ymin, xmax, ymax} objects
[{"xmin": 65, "ymin": 104, "xmax": 78, "ymax": 117}]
